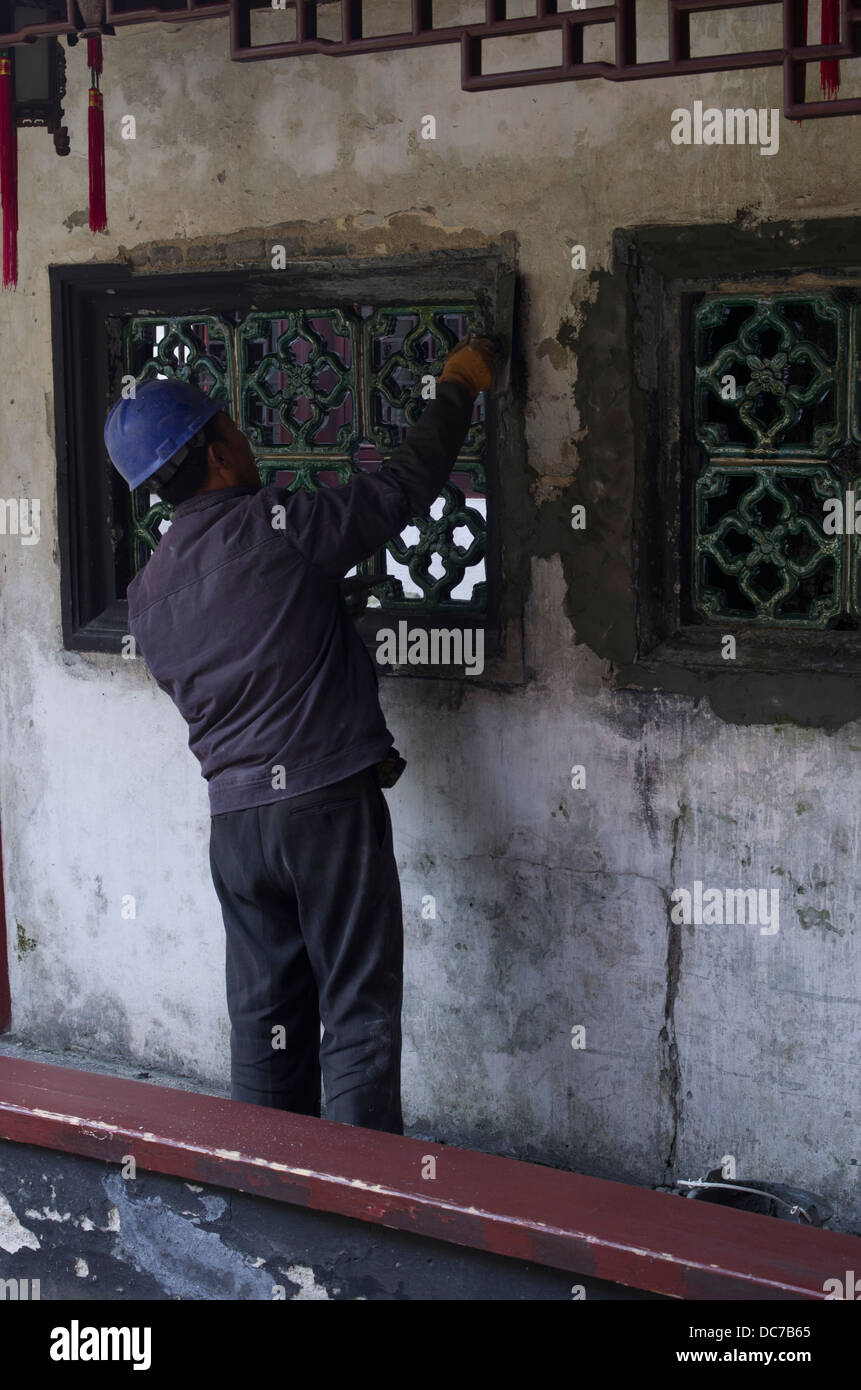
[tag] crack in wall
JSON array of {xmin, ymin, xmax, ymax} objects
[{"xmin": 660, "ymin": 800, "xmax": 687, "ymax": 1184}]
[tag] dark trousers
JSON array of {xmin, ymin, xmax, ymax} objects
[{"xmin": 208, "ymin": 766, "xmax": 404, "ymax": 1133}]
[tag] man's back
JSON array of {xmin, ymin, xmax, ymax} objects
[
  {"xmin": 126, "ymin": 377, "xmax": 476, "ymax": 814},
  {"xmin": 128, "ymin": 482, "xmax": 394, "ymax": 814}
]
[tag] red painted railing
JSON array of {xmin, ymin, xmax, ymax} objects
[{"xmin": 1, "ymin": 1055, "xmax": 860, "ymax": 1298}]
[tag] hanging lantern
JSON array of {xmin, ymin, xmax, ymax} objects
[
  {"xmin": 76, "ymin": 0, "xmax": 107, "ymax": 232},
  {"xmin": 0, "ymin": 13, "xmax": 71, "ymax": 289},
  {"xmin": 10, "ymin": 10, "xmax": 70, "ymax": 158}
]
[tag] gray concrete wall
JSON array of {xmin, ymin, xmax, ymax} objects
[{"xmin": 1, "ymin": 8, "xmax": 859, "ymax": 1228}]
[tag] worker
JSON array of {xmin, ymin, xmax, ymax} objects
[{"xmin": 104, "ymin": 332, "xmax": 500, "ymax": 1134}]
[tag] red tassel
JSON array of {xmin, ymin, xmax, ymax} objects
[
  {"xmin": 88, "ymin": 39, "xmax": 106, "ymax": 234},
  {"xmin": 0, "ymin": 49, "xmax": 17, "ymax": 289},
  {"xmin": 796, "ymin": 0, "xmax": 808, "ymax": 126},
  {"xmin": 821, "ymin": 0, "xmax": 840, "ymax": 98},
  {"xmin": 87, "ymin": 37, "xmax": 103, "ymax": 76}
]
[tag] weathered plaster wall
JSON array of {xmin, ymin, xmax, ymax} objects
[{"xmin": 1, "ymin": 8, "xmax": 860, "ymax": 1229}]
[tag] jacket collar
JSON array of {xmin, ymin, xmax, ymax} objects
[{"xmin": 171, "ymin": 486, "xmax": 258, "ymax": 519}]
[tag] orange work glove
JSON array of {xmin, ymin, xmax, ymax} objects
[{"xmin": 439, "ymin": 334, "xmax": 498, "ymax": 397}]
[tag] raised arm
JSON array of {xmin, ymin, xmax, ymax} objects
[{"xmin": 273, "ymin": 336, "xmax": 499, "ymax": 579}]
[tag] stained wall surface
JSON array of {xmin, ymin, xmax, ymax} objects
[{"xmin": 1, "ymin": 6, "xmax": 859, "ymax": 1230}]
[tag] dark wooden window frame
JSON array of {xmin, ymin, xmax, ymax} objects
[
  {"xmin": 581, "ymin": 217, "xmax": 861, "ymax": 706},
  {"xmin": 51, "ymin": 251, "xmax": 521, "ymax": 674}
]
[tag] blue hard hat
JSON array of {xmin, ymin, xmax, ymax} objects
[{"xmin": 104, "ymin": 378, "xmax": 224, "ymax": 490}]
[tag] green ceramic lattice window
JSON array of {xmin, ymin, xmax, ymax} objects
[
  {"xmin": 692, "ymin": 291, "xmax": 861, "ymax": 628},
  {"xmin": 124, "ymin": 304, "xmax": 488, "ymax": 613}
]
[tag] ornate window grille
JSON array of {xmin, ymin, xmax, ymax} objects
[
  {"xmin": 51, "ymin": 251, "xmax": 515, "ymax": 657},
  {"xmin": 123, "ymin": 303, "xmax": 489, "ymax": 615},
  {"xmin": 691, "ymin": 290, "xmax": 861, "ymax": 629},
  {"xmin": 560, "ymin": 218, "xmax": 861, "ymax": 698}
]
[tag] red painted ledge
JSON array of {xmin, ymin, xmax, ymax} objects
[{"xmin": 0, "ymin": 1055, "xmax": 859, "ymax": 1299}]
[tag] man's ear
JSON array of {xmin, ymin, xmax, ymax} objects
[{"xmin": 206, "ymin": 436, "xmax": 229, "ymax": 477}]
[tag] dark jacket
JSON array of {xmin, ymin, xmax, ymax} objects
[{"xmin": 127, "ymin": 379, "xmax": 475, "ymax": 815}]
